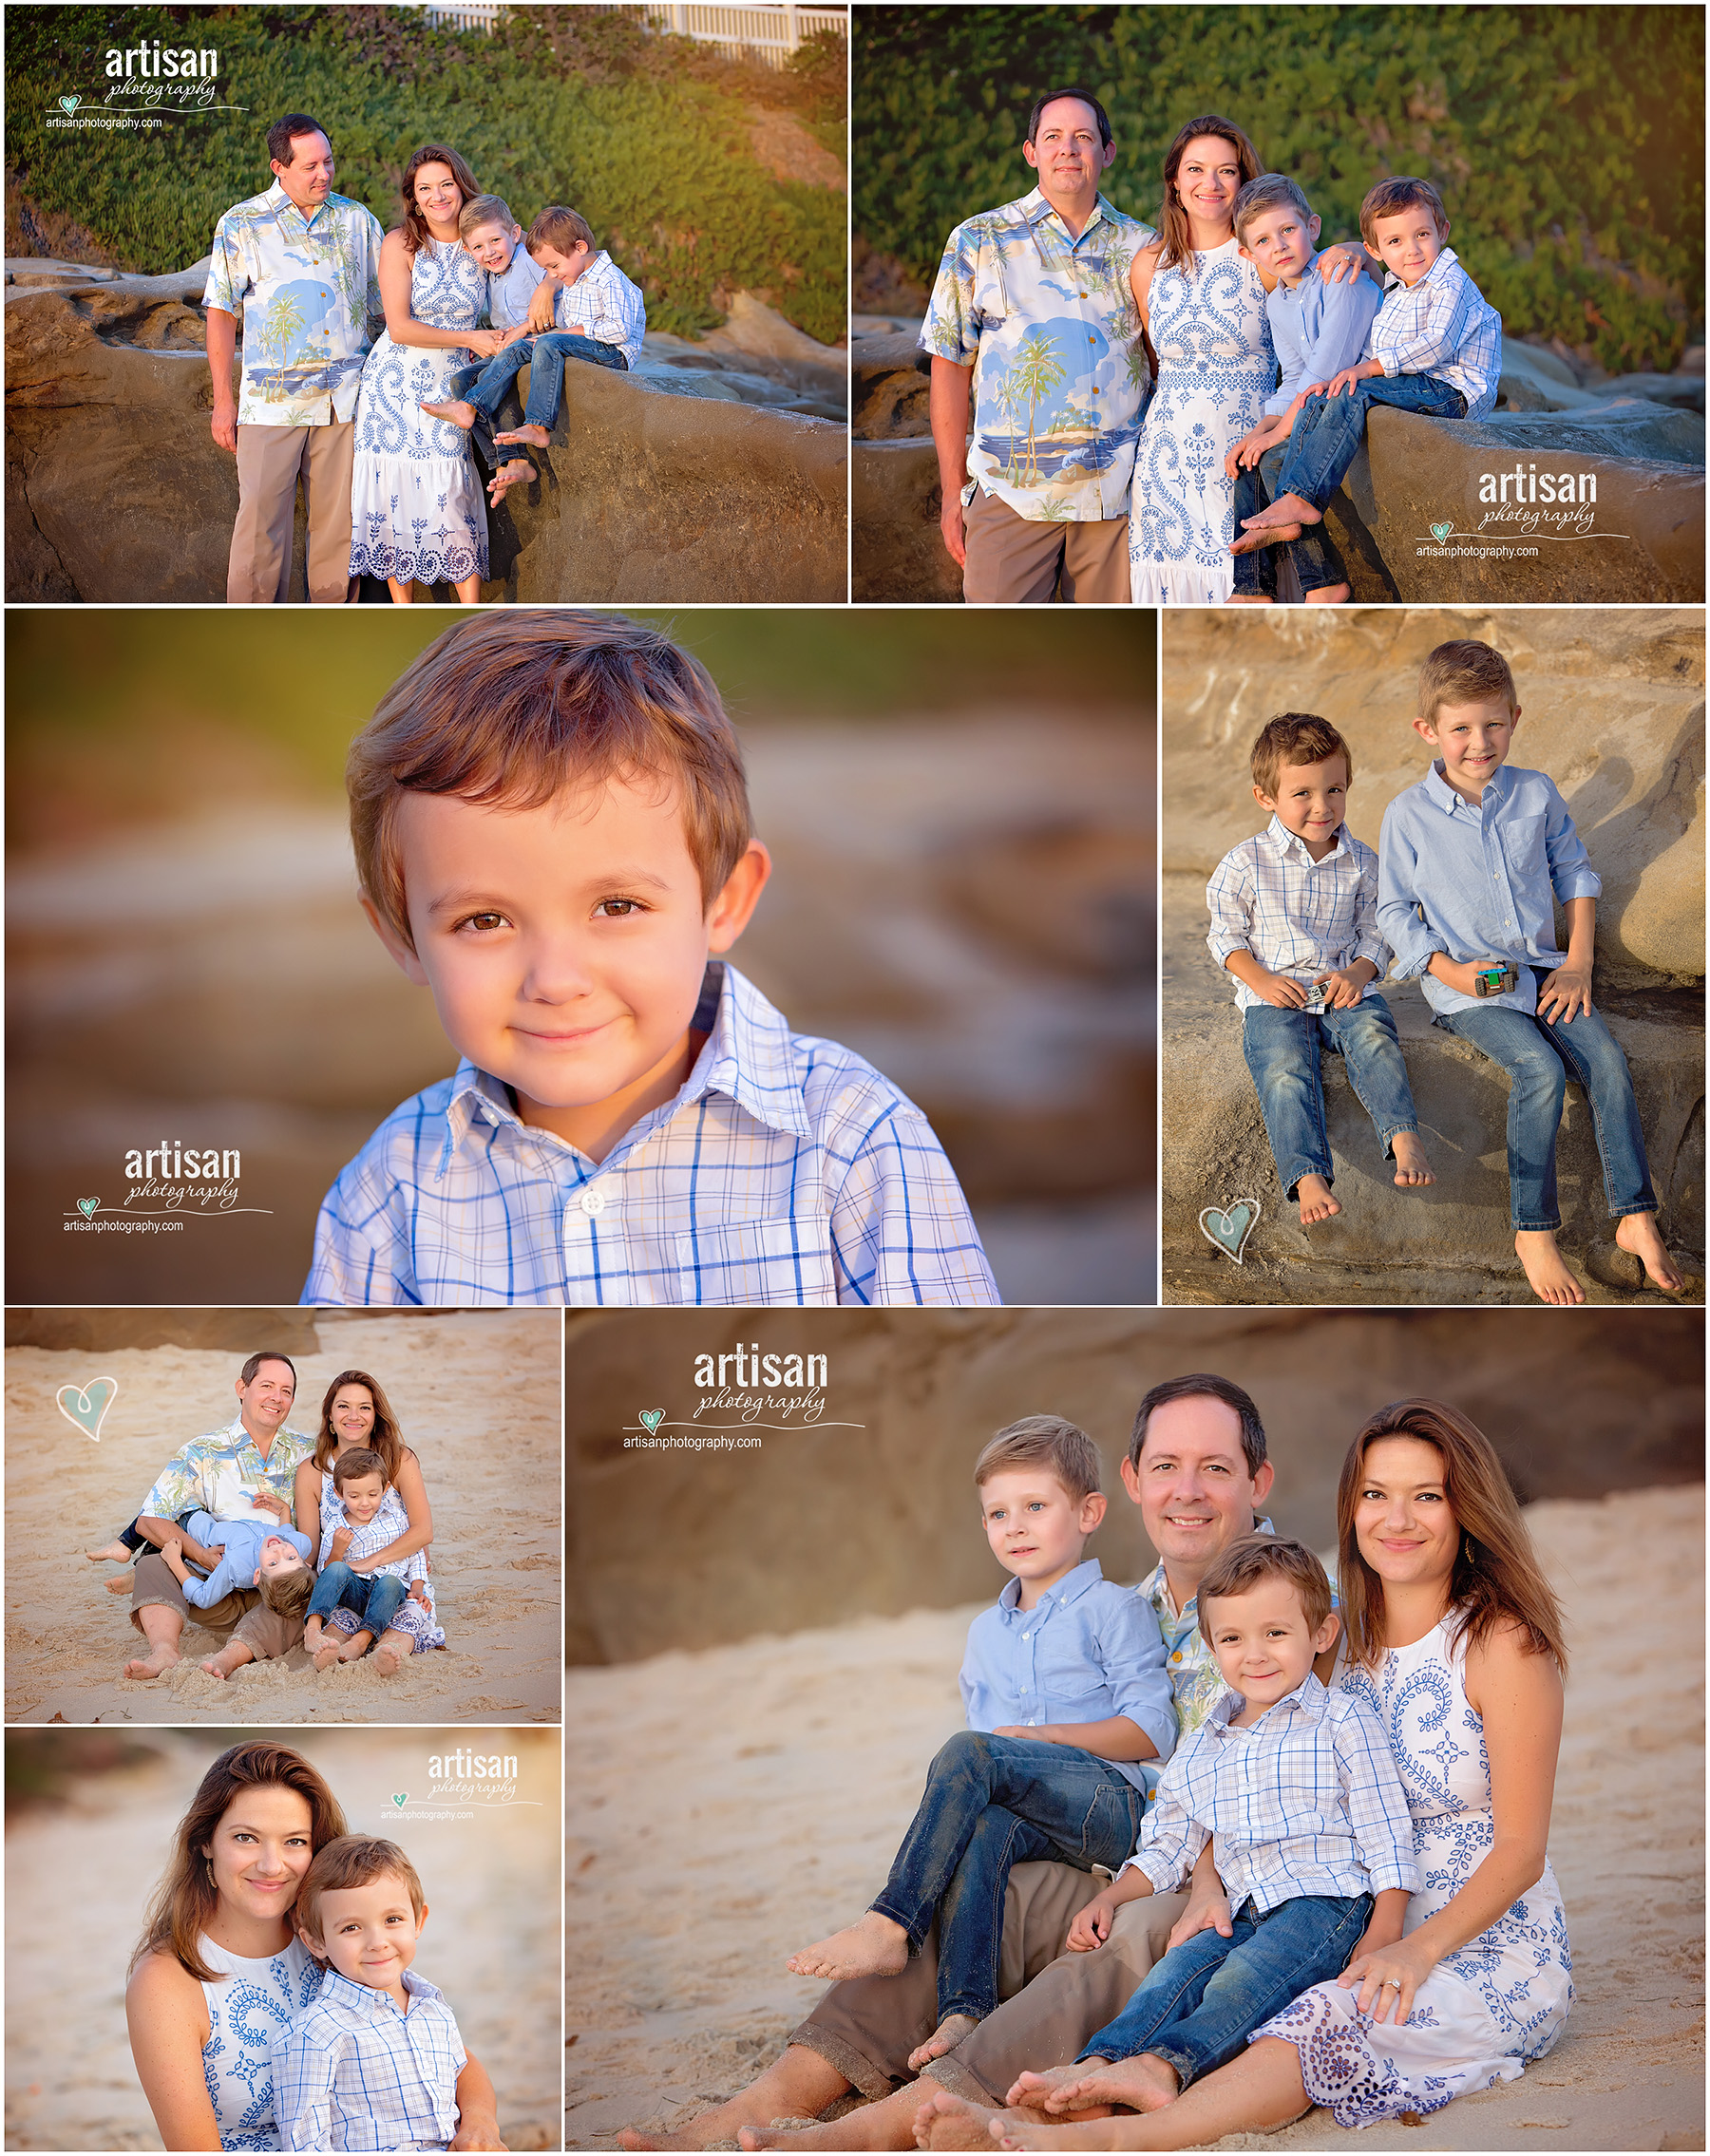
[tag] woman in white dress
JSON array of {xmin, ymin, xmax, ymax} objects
[
  {"xmin": 350, "ymin": 143, "xmax": 502, "ymax": 604},
  {"xmin": 125, "ymin": 1738, "xmax": 504, "ymax": 2149},
  {"xmin": 967, "ymin": 1398, "xmax": 1571, "ymax": 2149}
]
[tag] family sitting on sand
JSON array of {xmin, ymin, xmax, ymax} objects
[
  {"xmin": 86, "ymin": 1351, "xmax": 444, "ymax": 1683},
  {"xmin": 620, "ymin": 1374, "xmax": 1572, "ymax": 2150}
]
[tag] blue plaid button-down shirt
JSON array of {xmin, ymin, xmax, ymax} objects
[
  {"xmin": 1207, "ymin": 817, "xmax": 1391, "ymax": 1012},
  {"xmin": 554, "ymin": 250, "xmax": 647, "ymax": 366},
  {"xmin": 273, "ymin": 1965, "xmax": 466, "ymax": 2152},
  {"xmin": 1127, "ymin": 1672, "xmax": 1419, "ymax": 1912},
  {"xmin": 303, "ymin": 961, "xmax": 998, "ymax": 1307},
  {"xmin": 1369, "ymin": 246, "xmax": 1502, "ymax": 419}
]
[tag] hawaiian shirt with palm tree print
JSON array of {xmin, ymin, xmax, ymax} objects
[
  {"xmin": 204, "ymin": 180, "xmax": 386, "ymax": 426},
  {"xmin": 921, "ymin": 186, "xmax": 1156, "ymax": 522}
]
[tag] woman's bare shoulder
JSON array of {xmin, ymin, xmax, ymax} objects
[{"xmin": 126, "ymin": 1944, "xmax": 203, "ymax": 2014}]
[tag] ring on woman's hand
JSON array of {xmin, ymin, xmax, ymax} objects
[{"xmin": 1381, "ymin": 1978, "xmax": 1402, "ymax": 1989}]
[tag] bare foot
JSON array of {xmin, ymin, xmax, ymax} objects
[
  {"xmin": 787, "ymin": 1910, "xmax": 909, "ymax": 1981},
  {"xmin": 1040, "ymin": 2057, "xmax": 1177, "ymax": 2115},
  {"xmin": 1615, "ymin": 1212, "xmax": 1685, "ymax": 1295},
  {"xmin": 1249, "ymin": 489, "xmax": 1320, "ymax": 528},
  {"xmin": 494, "ymin": 422, "xmax": 551, "ymax": 448},
  {"xmin": 1004, "ymin": 2069, "xmax": 1112, "ymax": 2117},
  {"xmin": 1302, "ymin": 581, "xmax": 1351, "ymax": 603},
  {"xmin": 313, "ymin": 1641, "xmax": 343, "ymax": 1672},
  {"xmin": 373, "ymin": 1643, "xmax": 404, "ymax": 1676},
  {"xmin": 200, "ymin": 1655, "xmax": 233, "ymax": 1680},
  {"xmin": 86, "ymin": 1541, "xmax": 132, "ymax": 1563},
  {"xmin": 105, "ymin": 1572, "xmax": 135, "ymax": 1593},
  {"xmin": 335, "ymin": 1635, "xmax": 370, "ymax": 1664},
  {"xmin": 912, "ymin": 2092, "xmax": 1045, "ymax": 2153},
  {"xmin": 1515, "ymin": 1230, "xmax": 1585, "ymax": 1306},
  {"xmin": 1297, "ymin": 1173, "xmax": 1341, "ymax": 1226},
  {"xmin": 1391, "ymin": 1132, "xmax": 1435, "ymax": 1188},
  {"xmin": 1225, "ymin": 594, "xmax": 1276, "ymax": 604},
  {"xmin": 420, "ymin": 397, "xmax": 477, "ymax": 429},
  {"xmin": 908, "ymin": 2014, "xmax": 981, "ymax": 2072},
  {"xmin": 487, "ymin": 457, "xmax": 534, "ymax": 505},
  {"xmin": 1228, "ymin": 520, "xmax": 1301, "ymax": 556},
  {"xmin": 989, "ymin": 2121, "xmax": 1133, "ymax": 2151},
  {"xmin": 123, "ymin": 1645, "xmax": 179, "ymax": 1680}
]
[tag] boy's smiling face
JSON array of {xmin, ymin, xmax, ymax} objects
[
  {"xmin": 337, "ymin": 1471, "xmax": 389, "ymax": 1526},
  {"xmin": 464, "ymin": 219, "xmax": 520, "ymax": 273},
  {"xmin": 530, "ymin": 238, "xmax": 592, "ymax": 286},
  {"xmin": 370, "ymin": 774, "xmax": 769, "ymax": 1160},
  {"xmin": 978, "ymin": 1468, "xmax": 1104, "ymax": 1608},
  {"xmin": 1239, "ymin": 201, "xmax": 1320, "ymax": 284},
  {"xmin": 1414, "ymin": 697, "xmax": 1521, "ymax": 802},
  {"xmin": 1369, "ymin": 204, "xmax": 1447, "ymax": 286},
  {"xmin": 1205, "ymin": 1578, "xmax": 1338, "ymax": 1721},
  {"xmin": 306, "ymin": 1871, "xmax": 428, "ymax": 2007},
  {"xmin": 1254, "ymin": 751, "xmax": 1349, "ymax": 861},
  {"xmin": 255, "ymin": 1535, "xmax": 306, "ymax": 1582}
]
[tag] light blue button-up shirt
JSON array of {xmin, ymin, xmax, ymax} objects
[
  {"xmin": 1378, "ymin": 761, "xmax": 1602, "ymax": 1016},
  {"xmin": 960, "ymin": 1557, "xmax": 1177, "ymax": 1795},
  {"xmin": 1264, "ymin": 257, "xmax": 1383, "ymax": 416}
]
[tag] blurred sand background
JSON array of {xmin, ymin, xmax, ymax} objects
[
  {"xmin": 6, "ymin": 610, "xmax": 1153, "ymax": 1309},
  {"xmin": 565, "ymin": 1307, "xmax": 1703, "ymax": 2150},
  {"xmin": 5, "ymin": 1725, "xmax": 560, "ymax": 2151},
  {"xmin": 6, "ymin": 1307, "xmax": 560, "ymax": 1723}
]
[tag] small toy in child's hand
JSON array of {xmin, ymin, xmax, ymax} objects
[
  {"xmin": 1472, "ymin": 961, "xmax": 1520, "ymax": 998},
  {"xmin": 1301, "ymin": 981, "xmax": 1327, "ymax": 1012}
]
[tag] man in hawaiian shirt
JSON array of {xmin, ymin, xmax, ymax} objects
[
  {"xmin": 920, "ymin": 89, "xmax": 1155, "ymax": 604},
  {"xmin": 205, "ymin": 113, "xmax": 384, "ymax": 605},
  {"xmin": 120, "ymin": 1351, "xmax": 317, "ymax": 1680}
]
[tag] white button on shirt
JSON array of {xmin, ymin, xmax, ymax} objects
[{"xmin": 579, "ymin": 1189, "xmax": 606, "ymax": 1218}]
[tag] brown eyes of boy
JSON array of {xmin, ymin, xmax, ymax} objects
[
  {"xmin": 458, "ymin": 912, "xmax": 506, "ymax": 934},
  {"xmin": 593, "ymin": 898, "xmax": 642, "ymax": 917}
]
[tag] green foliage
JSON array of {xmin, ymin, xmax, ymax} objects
[
  {"xmin": 856, "ymin": 4, "xmax": 1704, "ymax": 373},
  {"xmin": 8, "ymin": 1, "xmax": 846, "ymax": 342}
]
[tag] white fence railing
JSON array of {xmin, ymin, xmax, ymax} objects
[{"xmin": 417, "ymin": 2, "xmax": 847, "ymax": 66}]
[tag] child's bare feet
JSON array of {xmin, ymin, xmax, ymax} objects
[
  {"xmin": 1004, "ymin": 2068, "xmax": 1115, "ymax": 2118},
  {"xmin": 494, "ymin": 422, "xmax": 551, "ymax": 448},
  {"xmin": 1615, "ymin": 1211, "xmax": 1685, "ymax": 1294},
  {"xmin": 85, "ymin": 1540, "xmax": 132, "ymax": 1564},
  {"xmin": 334, "ymin": 1633, "xmax": 372, "ymax": 1664},
  {"xmin": 1515, "ymin": 1230, "xmax": 1585, "ymax": 1305},
  {"xmin": 419, "ymin": 397, "xmax": 477, "ymax": 429},
  {"xmin": 912, "ymin": 2092, "xmax": 1038, "ymax": 2152},
  {"xmin": 787, "ymin": 1910, "xmax": 909, "ymax": 1981},
  {"xmin": 1297, "ymin": 1173, "xmax": 1341, "ymax": 1226},
  {"xmin": 1228, "ymin": 520, "xmax": 1301, "ymax": 556},
  {"xmin": 1303, "ymin": 581, "xmax": 1350, "ymax": 603},
  {"xmin": 1037, "ymin": 2057, "xmax": 1177, "ymax": 2115},
  {"xmin": 1392, "ymin": 1132, "xmax": 1435, "ymax": 1188},
  {"xmin": 105, "ymin": 1572, "xmax": 135, "ymax": 1593},
  {"xmin": 1226, "ymin": 594, "xmax": 1275, "ymax": 604},
  {"xmin": 486, "ymin": 457, "xmax": 534, "ymax": 505},
  {"xmin": 123, "ymin": 1644, "xmax": 179, "ymax": 1680},
  {"xmin": 1249, "ymin": 489, "xmax": 1320, "ymax": 529},
  {"xmin": 372, "ymin": 1632, "xmax": 408, "ymax": 1676},
  {"xmin": 907, "ymin": 2014, "xmax": 980, "ymax": 2071},
  {"xmin": 313, "ymin": 1641, "xmax": 343, "ymax": 1671}
]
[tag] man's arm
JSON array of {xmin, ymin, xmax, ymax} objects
[
  {"xmin": 135, "ymin": 1516, "xmax": 219, "ymax": 1571},
  {"xmin": 206, "ymin": 308, "xmax": 238, "ymax": 452},
  {"xmin": 929, "ymin": 356, "xmax": 974, "ymax": 568}
]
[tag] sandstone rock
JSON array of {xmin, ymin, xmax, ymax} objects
[
  {"xmin": 852, "ymin": 435, "xmax": 963, "ymax": 602},
  {"xmin": 1593, "ymin": 373, "xmax": 1705, "ymax": 414},
  {"xmin": 853, "ymin": 331, "xmax": 931, "ymax": 439},
  {"xmin": 1497, "ymin": 342, "xmax": 1603, "ymax": 412},
  {"xmin": 1161, "ymin": 607, "xmax": 1705, "ymax": 990},
  {"xmin": 5, "ymin": 1306, "xmax": 320, "ymax": 1354}
]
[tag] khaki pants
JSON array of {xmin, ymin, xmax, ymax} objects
[
  {"xmin": 130, "ymin": 1551, "xmax": 302, "ymax": 1660},
  {"xmin": 962, "ymin": 489, "xmax": 1131, "ymax": 605},
  {"xmin": 230, "ymin": 420, "xmax": 356, "ymax": 605},
  {"xmin": 792, "ymin": 1860, "xmax": 1188, "ymax": 2103}
]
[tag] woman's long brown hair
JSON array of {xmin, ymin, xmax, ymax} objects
[
  {"xmin": 400, "ymin": 142, "xmax": 480, "ymax": 255},
  {"xmin": 313, "ymin": 1369, "xmax": 410, "ymax": 1484},
  {"xmin": 1156, "ymin": 114, "xmax": 1264, "ymax": 274},
  {"xmin": 130, "ymin": 1742, "xmax": 348, "ymax": 1982},
  {"xmin": 1336, "ymin": 1399, "xmax": 1567, "ymax": 1674}
]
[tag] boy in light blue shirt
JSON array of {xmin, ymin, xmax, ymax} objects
[
  {"xmin": 1226, "ymin": 177, "xmax": 1381, "ymax": 604},
  {"xmin": 159, "ymin": 1513, "xmax": 314, "ymax": 1609},
  {"xmin": 785, "ymin": 1417, "xmax": 1174, "ymax": 2075},
  {"xmin": 1377, "ymin": 637, "xmax": 1684, "ymax": 1306}
]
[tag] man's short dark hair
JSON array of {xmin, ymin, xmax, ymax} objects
[
  {"xmin": 268, "ymin": 114, "xmax": 329, "ymax": 168},
  {"xmin": 1129, "ymin": 1374, "xmax": 1267, "ymax": 1479},
  {"xmin": 240, "ymin": 1352, "xmax": 297, "ymax": 1390},
  {"xmin": 1026, "ymin": 88, "xmax": 1112, "ymax": 150}
]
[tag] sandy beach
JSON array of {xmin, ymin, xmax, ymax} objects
[
  {"xmin": 6, "ymin": 1312, "xmax": 561, "ymax": 1724},
  {"xmin": 566, "ymin": 1488, "xmax": 1703, "ymax": 2152},
  {"xmin": 4, "ymin": 1725, "xmax": 561, "ymax": 2150}
]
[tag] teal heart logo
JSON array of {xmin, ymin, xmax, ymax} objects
[
  {"xmin": 1430, "ymin": 521, "xmax": 1454, "ymax": 543},
  {"xmin": 59, "ymin": 95, "xmax": 80, "ymax": 114},
  {"xmin": 55, "ymin": 1375, "xmax": 120, "ymax": 1442},
  {"xmin": 391, "ymin": 1792, "xmax": 408, "ymax": 1807},
  {"xmin": 638, "ymin": 1409, "xmax": 664, "ymax": 1432},
  {"xmin": 76, "ymin": 1197, "xmax": 100, "ymax": 1219},
  {"xmin": 1198, "ymin": 1199, "xmax": 1261, "ymax": 1266}
]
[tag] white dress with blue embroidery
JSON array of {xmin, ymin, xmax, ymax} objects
[
  {"xmin": 1129, "ymin": 237, "xmax": 1274, "ymax": 606},
  {"xmin": 1254, "ymin": 1617, "xmax": 1572, "ymax": 2128},
  {"xmin": 350, "ymin": 236, "xmax": 489, "ymax": 587},
  {"xmin": 197, "ymin": 1931, "xmax": 321, "ymax": 2150}
]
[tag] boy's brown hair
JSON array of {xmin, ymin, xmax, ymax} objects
[
  {"xmin": 1416, "ymin": 639, "xmax": 1517, "ymax": 723},
  {"xmin": 332, "ymin": 1446, "xmax": 390, "ymax": 1492},
  {"xmin": 259, "ymin": 1562, "xmax": 314, "ymax": 1622},
  {"xmin": 1358, "ymin": 175, "xmax": 1449, "ymax": 248},
  {"xmin": 527, "ymin": 203, "xmax": 595, "ymax": 255},
  {"xmin": 459, "ymin": 192, "xmax": 517, "ymax": 238},
  {"xmin": 1250, "ymin": 712, "xmax": 1354, "ymax": 799},
  {"xmin": 1196, "ymin": 1533, "xmax": 1334, "ymax": 1640},
  {"xmin": 295, "ymin": 1835, "xmax": 427, "ymax": 1949},
  {"xmin": 1233, "ymin": 173, "xmax": 1313, "ymax": 247},
  {"xmin": 348, "ymin": 613, "xmax": 752, "ymax": 951},
  {"xmin": 973, "ymin": 1415, "xmax": 1103, "ymax": 1504}
]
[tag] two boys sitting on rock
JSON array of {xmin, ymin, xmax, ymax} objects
[
  {"xmin": 1224, "ymin": 174, "xmax": 1502, "ymax": 603},
  {"xmin": 422, "ymin": 195, "xmax": 647, "ymax": 506},
  {"xmin": 1206, "ymin": 642, "xmax": 1685, "ymax": 1305}
]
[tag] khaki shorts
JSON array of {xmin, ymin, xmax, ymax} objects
[
  {"xmin": 962, "ymin": 487, "xmax": 1132, "ymax": 605},
  {"xmin": 130, "ymin": 1551, "xmax": 301, "ymax": 1660}
]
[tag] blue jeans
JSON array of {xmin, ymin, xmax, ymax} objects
[
  {"xmin": 1231, "ymin": 444, "xmax": 1349, "ymax": 598},
  {"xmin": 1242, "ymin": 994, "xmax": 1419, "ymax": 1199},
  {"xmin": 1269, "ymin": 372, "xmax": 1468, "ymax": 513},
  {"xmin": 870, "ymin": 1730, "xmax": 1145, "ymax": 2024},
  {"xmin": 1080, "ymin": 1891, "xmax": 1372, "ymax": 2090},
  {"xmin": 307, "ymin": 1561, "xmax": 408, "ymax": 1640},
  {"xmin": 449, "ymin": 331, "xmax": 627, "ymax": 433},
  {"xmin": 1433, "ymin": 974, "xmax": 1657, "ymax": 1230}
]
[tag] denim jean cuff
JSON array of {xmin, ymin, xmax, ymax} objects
[
  {"xmin": 1280, "ymin": 1160, "xmax": 1333, "ymax": 1200},
  {"xmin": 1142, "ymin": 2039, "xmax": 1202, "ymax": 2091},
  {"xmin": 1513, "ymin": 1216, "xmax": 1563, "ymax": 1233}
]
